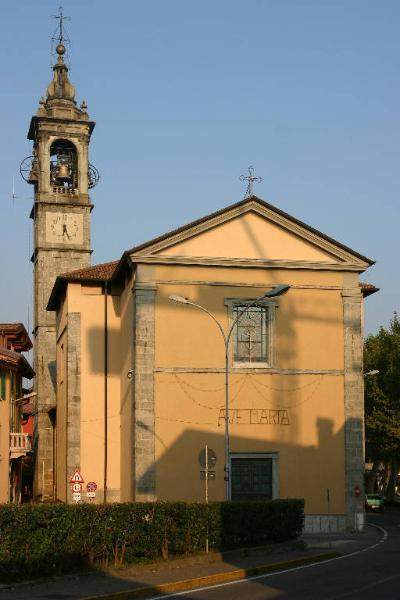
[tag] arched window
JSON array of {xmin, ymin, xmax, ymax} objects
[{"xmin": 49, "ymin": 139, "xmax": 78, "ymax": 191}]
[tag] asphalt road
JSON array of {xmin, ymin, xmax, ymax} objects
[{"xmin": 156, "ymin": 509, "xmax": 400, "ymax": 600}]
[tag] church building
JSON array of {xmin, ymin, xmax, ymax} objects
[
  {"xmin": 24, "ymin": 22, "xmax": 378, "ymax": 532},
  {"xmin": 47, "ymin": 198, "xmax": 377, "ymax": 532}
]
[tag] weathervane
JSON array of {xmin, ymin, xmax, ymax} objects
[{"xmin": 239, "ymin": 166, "xmax": 263, "ymax": 198}]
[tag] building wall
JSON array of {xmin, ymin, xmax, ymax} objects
[
  {"xmin": 133, "ymin": 263, "xmax": 353, "ymax": 517},
  {"xmin": 56, "ymin": 263, "xmax": 365, "ymax": 529},
  {"xmin": 56, "ymin": 283, "xmax": 122, "ymax": 503}
]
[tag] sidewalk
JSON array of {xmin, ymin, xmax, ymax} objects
[{"xmin": 0, "ymin": 526, "xmax": 381, "ymax": 600}]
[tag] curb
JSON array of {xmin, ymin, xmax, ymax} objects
[{"xmin": 82, "ymin": 552, "xmax": 340, "ymax": 600}]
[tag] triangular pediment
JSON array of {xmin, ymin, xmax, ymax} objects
[{"xmin": 128, "ymin": 197, "xmax": 372, "ymax": 270}]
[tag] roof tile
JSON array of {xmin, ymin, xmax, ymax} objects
[
  {"xmin": 61, "ymin": 260, "xmax": 119, "ymax": 281},
  {"xmin": 0, "ymin": 347, "xmax": 34, "ymax": 379},
  {"xmin": 360, "ymin": 282, "xmax": 379, "ymax": 297}
]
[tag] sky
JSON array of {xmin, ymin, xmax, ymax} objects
[{"xmin": 0, "ymin": 0, "xmax": 399, "ymax": 336}]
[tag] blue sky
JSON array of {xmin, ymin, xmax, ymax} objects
[{"xmin": 0, "ymin": 0, "xmax": 398, "ymax": 335}]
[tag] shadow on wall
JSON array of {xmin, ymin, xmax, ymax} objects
[
  {"xmin": 86, "ymin": 327, "xmax": 120, "ymax": 375},
  {"xmin": 48, "ymin": 360, "xmax": 56, "ymax": 393},
  {"xmin": 135, "ymin": 417, "xmax": 363, "ymax": 518}
]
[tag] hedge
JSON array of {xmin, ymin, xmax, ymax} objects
[{"xmin": 0, "ymin": 499, "xmax": 304, "ymax": 580}]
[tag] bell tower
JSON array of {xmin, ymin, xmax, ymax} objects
[{"xmin": 21, "ymin": 19, "xmax": 98, "ymax": 500}]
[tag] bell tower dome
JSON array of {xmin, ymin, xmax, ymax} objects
[{"xmin": 21, "ymin": 16, "xmax": 98, "ymax": 500}]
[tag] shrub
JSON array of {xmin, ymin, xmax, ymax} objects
[{"xmin": 0, "ymin": 499, "xmax": 304, "ymax": 580}]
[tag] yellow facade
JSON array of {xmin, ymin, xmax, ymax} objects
[{"xmin": 50, "ymin": 197, "xmax": 375, "ymax": 531}]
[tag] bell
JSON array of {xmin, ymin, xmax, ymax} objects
[{"xmin": 57, "ymin": 163, "xmax": 70, "ymax": 181}]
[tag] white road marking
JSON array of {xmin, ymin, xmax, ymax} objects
[{"xmin": 148, "ymin": 524, "xmax": 388, "ymax": 600}]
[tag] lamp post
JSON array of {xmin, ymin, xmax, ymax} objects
[{"xmin": 169, "ymin": 284, "xmax": 290, "ymax": 501}]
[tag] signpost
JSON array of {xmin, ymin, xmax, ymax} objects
[
  {"xmin": 69, "ymin": 469, "xmax": 84, "ymax": 503},
  {"xmin": 198, "ymin": 446, "xmax": 217, "ymax": 554}
]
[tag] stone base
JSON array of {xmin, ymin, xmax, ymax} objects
[{"xmin": 304, "ymin": 514, "xmax": 347, "ymax": 533}]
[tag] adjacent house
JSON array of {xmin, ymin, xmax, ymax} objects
[{"xmin": 0, "ymin": 324, "xmax": 35, "ymax": 503}]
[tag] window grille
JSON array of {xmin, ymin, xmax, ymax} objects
[{"xmin": 233, "ymin": 305, "xmax": 269, "ymax": 363}]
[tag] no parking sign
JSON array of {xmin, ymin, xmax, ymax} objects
[{"xmin": 86, "ymin": 481, "xmax": 97, "ymax": 499}]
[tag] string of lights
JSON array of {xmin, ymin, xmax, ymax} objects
[
  {"xmin": 250, "ymin": 375, "xmax": 322, "ymax": 392},
  {"xmin": 163, "ymin": 371, "xmax": 323, "ymax": 393},
  {"xmin": 173, "ymin": 372, "xmax": 243, "ymax": 393},
  {"xmin": 156, "ymin": 415, "xmax": 215, "ymax": 426},
  {"xmin": 248, "ymin": 375, "xmax": 323, "ymax": 409},
  {"xmin": 172, "ymin": 372, "xmax": 248, "ymax": 410}
]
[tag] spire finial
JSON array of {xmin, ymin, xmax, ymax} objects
[
  {"xmin": 239, "ymin": 166, "xmax": 263, "ymax": 198},
  {"xmin": 46, "ymin": 6, "xmax": 76, "ymax": 103},
  {"xmin": 52, "ymin": 6, "xmax": 70, "ymax": 55}
]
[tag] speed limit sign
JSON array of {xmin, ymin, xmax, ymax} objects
[{"xmin": 71, "ymin": 482, "xmax": 82, "ymax": 493}]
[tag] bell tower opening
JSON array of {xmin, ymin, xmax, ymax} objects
[{"xmin": 50, "ymin": 139, "xmax": 78, "ymax": 194}]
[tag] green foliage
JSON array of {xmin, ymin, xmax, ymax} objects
[
  {"xmin": 218, "ymin": 500, "xmax": 304, "ymax": 548},
  {"xmin": 364, "ymin": 314, "xmax": 400, "ymax": 462},
  {"xmin": 0, "ymin": 499, "xmax": 304, "ymax": 580}
]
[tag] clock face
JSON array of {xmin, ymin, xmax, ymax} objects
[{"xmin": 46, "ymin": 212, "xmax": 83, "ymax": 245}]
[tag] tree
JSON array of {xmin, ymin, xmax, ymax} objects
[{"xmin": 364, "ymin": 314, "xmax": 400, "ymax": 500}]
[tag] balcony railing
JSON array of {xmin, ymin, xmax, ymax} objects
[
  {"xmin": 52, "ymin": 186, "xmax": 77, "ymax": 196},
  {"xmin": 10, "ymin": 433, "xmax": 32, "ymax": 458}
]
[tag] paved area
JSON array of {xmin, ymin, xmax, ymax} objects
[
  {"xmin": 159, "ymin": 512, "xmax": 396, "ymax": 599},
  {"xmin": 0, "ymin": 525, "xmax": 381, "ymax": 600}
]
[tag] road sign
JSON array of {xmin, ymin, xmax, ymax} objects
[
  {"xmin": 198, "ymin": 447, "xmax": 217, "ymax": 469},
  {"xmin": 72, "ymin": 492, "xmax": 81, "ymax": 503},
  {"xmin": 69, "ymin": 468, "xmax": 84, "ymax": 484},
  {"xmin": 86, "ymin": 492, "xmax": 96, "ymax": 498},
  {"xmin": 200, "ymin": 470, "xmax": 216, "ymax": 480},
  {"xmin": 86, "ymin": 481, "xmax": 97, "ymax": 493},
  {"xmin": 71, "ymin": 482, "xmax": 82, "ymax": 493}
]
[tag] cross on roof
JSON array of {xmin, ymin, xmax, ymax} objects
[
  {"xmin": 239, "ymin": 166, "xmax": 263, "ymax": 198},
  {"xmin": 52, "ymin": 6, "xmax": 70, "ymax": 46}
]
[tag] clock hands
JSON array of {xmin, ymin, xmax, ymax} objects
[{"xmin": 62, "ymin": 224, "xmax": 71, "ymax": 240}]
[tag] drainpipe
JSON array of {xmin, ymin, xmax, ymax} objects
[{"xmin": 104, "ymin": 281, "xmax": 108, "ymax": 503}]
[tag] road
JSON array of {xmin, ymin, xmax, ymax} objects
[{"xmin": 154, "ymin": 509, "xmax": 400, "ymax": 600}]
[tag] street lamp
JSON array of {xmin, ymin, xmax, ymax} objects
[
  {"xmin": 169, "ymin": 284, "xmax": 290, "ymax": 500},
  {"xmin": 364, "ymin": 370, "xmax": 379, "ymax": 377}
]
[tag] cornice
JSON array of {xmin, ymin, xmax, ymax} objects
[
  {"xmin": 155, "ymin": 367, "xmax": 344, "ymax": 376},
  {"xmin": 130, "ymin": 254, "xmax": 368, "ymax": 272},
  {"xmin": 33, "ymin": 246, "xmax": 92, "ymax": 255},
  {"xmin": 33, "ymin": 200, "xmax": 93, "ymax": 209}
]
